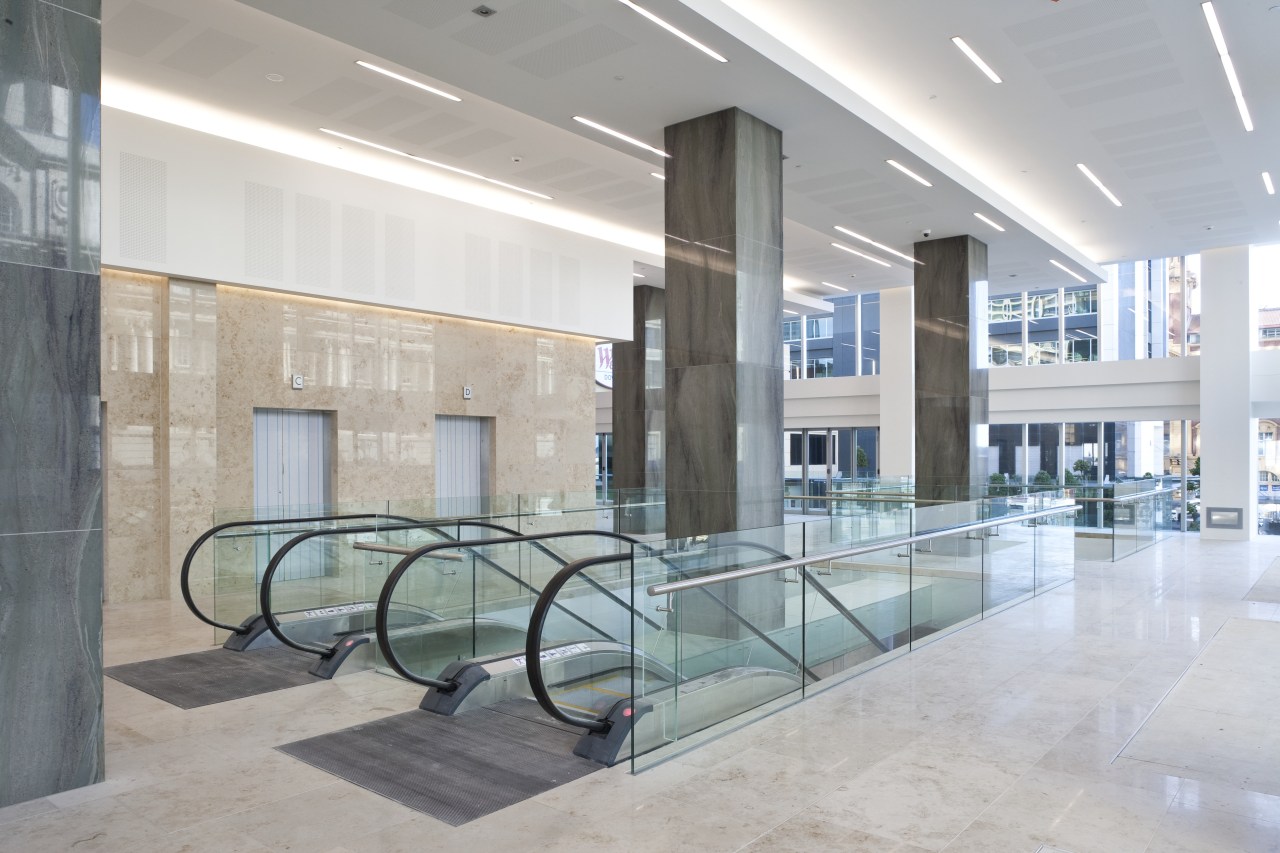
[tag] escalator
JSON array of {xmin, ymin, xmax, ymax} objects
[{"xmin": 373, "ymin": 533, "xmax": 894, "ymax": 765}]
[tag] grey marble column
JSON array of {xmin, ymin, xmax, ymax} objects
[
  {"xmin": 612, "ymin": 285, "xmax": 665, "ymax": 534},
  {"xmin": 0, "ymin": 0, "xmax": 104, "ymax": 806},
  {"xmin": 913, "ymin": 235, "xmax": 989, "ymax": 505},
  {"xmin": 664, "ymin": 108, "xmax": 784, "ymax": 540}
]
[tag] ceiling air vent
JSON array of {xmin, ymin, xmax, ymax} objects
[{"xmin": 472, "ymin": 5, "xmax": 497, "ymax": 17}]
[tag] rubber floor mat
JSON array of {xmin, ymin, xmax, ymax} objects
[
  {"xmin": 106, "ymin": 646, "xmax": 322, "ymax": 708},
  {"xmin": 277, "ymin": 700, "xmax": 599, "ymax": 826}
]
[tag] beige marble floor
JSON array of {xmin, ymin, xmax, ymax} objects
[{"xmin": 3, "ymin": 535, "xmax": 1280, "ymax": 852}]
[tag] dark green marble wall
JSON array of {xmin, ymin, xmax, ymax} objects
[{"xmin": 0, "ymin": 0, "xmax": 104, "ymax": 806}]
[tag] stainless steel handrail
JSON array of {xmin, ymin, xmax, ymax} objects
[
  {"xmin": 352, "ymin": 541, "xmax": 463, "ymax": 561},
  {"xmin": 647, "ymin": 504, "xmax": 1077, "ymax": 596}
]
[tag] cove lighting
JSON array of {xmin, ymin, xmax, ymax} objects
[
  {"xmin": 831, "ymin": 242, "xmax": 892, "ymax": 268},
  {"xmin": 1264, "ymin": 172, "xmax": 1275, "ymax": 195},
  {"xmin": 616, "ymin": 0, "xmax": 728, "ymax": 63},
  {"xmin": 1076, "ymin": 163, "xmax": 1122, "ymax": 207},
  {"xmin": 886, "ymin": 159, "xmax": 933, "ymax": 187},
  {"xmin": 834, "ymin": 226, "xmax": 921, "ymax": 265},
  {"xmin": 1050, "ymin": 259, "xmax": 1088, "ymax": 283},
  {"xmin": 820, "ymin": 281, "xmax": 849, "ymax": 292},
  {"xmin": 355, "ymin": 60, "xmax": 461, "ymax": 102},
  {"xmin": 319, "ymin": 128, "xmax": 552, "ymax": 200},
  {"xmin": 573, "ymin": 116, "xmax": 670, "ymax": 158},
  {"xmin": 974, "ymin": 212, "xmax": 1006, "ymax": 232},
  {"xmin": 1202, "ymin": 3, "xmax": 1254, "ymax": 132},
  {"xmin": 950, "ymin": 37, "xmax": 1002, "ymax": 83}
]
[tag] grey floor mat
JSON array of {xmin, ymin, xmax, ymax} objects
[
  {"xmin": 106, "ymin": 646, "xmax": 322, "ymax": 708},
  {"xmin": 277, "ymin": 700, "xmax": 599, "ymax": 826}
]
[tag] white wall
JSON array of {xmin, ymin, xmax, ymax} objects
[
  {"xmin": 102, "ymin": 109, "xmax": 635, "ymax": 341},
  {"xmin": 1199, "ymin": 245, "xmax": 1256, "ymax": 540}
]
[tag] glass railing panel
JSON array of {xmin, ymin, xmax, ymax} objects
[
  {"xmin": 1035, "ymin": 508, "xmax": 1077, "ymax": 592},
  {"xmin": 909, "ymin": 524, "xmax": 983, "ymax": 646},
  {"xmin": 631, "ymin": 565, "xmax": 806, "ymax": 771},
  {"xmin": 801, "ymin": 549, "xmax": 911, "ymax": 684},
  {"xmin": 1111, "ymin": 495, "xmax": 1140, "ymax": 561},
  {"xmin": 982, "ymin": 515, "xmax": 1037, "ymax": 615}
]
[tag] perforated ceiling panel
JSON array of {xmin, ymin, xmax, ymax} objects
[
  {"xmin": 105, "ymin": 2, "xmax": 188, "ymax": 57},
  {"xmin": 433, "ymin": 128, "xmax": 515, "ymax": 158},
  {"xmin": 452, "ymin": 0, "xmax": 580, "ymax": 56},
  {"xmin": 384, "ymin": 0, "xmax": 480, "ymax": 31},
  {"xmin": 513, "ymin": 157, "xmax": 590, "ymax": 183},
  {"xmin": 160, "ymin": 28, "xmax": 255, "ymax": 77},
  {"xmin": 390, "ymin": 113, "xmax": 476, "ymax": 146},
  {"xmin": 509, "ymin": 24, "xmax": 635, "ymax": 79},
  {"xmin": 291, "ymin": 79, "xmax": 381, "ymax": 117},
  {"xmin": 343, "ymin": 96, "xmax": 426, "ymax": 133},
  {"xmin": 118, "ymin": 152, "xmax": 167, "ymax": 263}
]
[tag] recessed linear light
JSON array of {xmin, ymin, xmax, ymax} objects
[
  {"xmin": 834, "ymin": 226, "xmax": 921, "ymax": 265},
  {"xmin": 784, "ymin": 309, "xmax": 798, "ymax": 316},
  {"xmin": 820, "ymin": 281, "xmax": 849, "ymax": 292},
  {"xmin": 950, "ymin": 37, "xmax": 1002, "ymax": 83},
  {"xmin": 1076, "ymin": 163, "xmax": 1122, "ymax": 207},
  {"xmin": 1264, "ymin": 172, "xmax": 1275, "ymax": 195},
  {"xmin": 615, "ymin": 0, "xmax": 728, "ymax": 63},
  {"xmin": 319, "ymin": 128, "xmax": 552, "ymax": 200},
  {"xmin": 1050, "ymin": 259, "xmax": 1088, "ymax": 283},
  {"xmin": 634, "ymin": 273, "xmax": 645, "ymax": 278},
  {"xmin": 831, "ymin": 242, "xmax": 892, "ymax": 268},
  {"xmin": 974, "ymin": 212, "xmax": 1006, "ymax": 232},
  {"xmin": 355, "ymin": 60, "xmax": 461, "ymax": 102},
  {"xmin": 573, "ymin": 116, "xmax": 670, "ymax": 158},
  {"xmin": 1202, "ymin": 2, "xmax": 1254, "ymax": 132},
  {"xmin": 650, "ymin": 172, "xmax": 666, "ymax": 181},
  {"xmin": 886, "ymin": 159, "xmax": 933, "ymax": 187}
]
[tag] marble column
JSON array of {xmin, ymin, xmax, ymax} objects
[
  {"xmin": 0, "ymin": 0, "xmax": 104, "ymax": 806},
  {"xmin": 612, "ymin": 285, "xmax": 665, "ymax": 534},
  {"xmin": 664, "ymin": 107, "xmax": 784, "ymax": 540},
  {"xmin": 913, "ymin": 236, "xmax": 989, "ymax": 505}
]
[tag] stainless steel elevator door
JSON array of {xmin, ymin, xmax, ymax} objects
[{"xmin": 435, "ymin": 415, "xmax": 492, "ymax": 517}]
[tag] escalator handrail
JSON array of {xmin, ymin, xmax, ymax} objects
[
  {"xmin": 375, "ymin": 529, "xmax": 646, "ymax": 689},
  {"xmin": 180, "ymin": 512, "xmax": 421, "ymax": 633},
  {"xmin": 526, "ymin": 552, "xmax": 632, "ymax": 733},
  {"xmin": 257, "ymin": 519, "xmax": 485, "ymax": 658}
]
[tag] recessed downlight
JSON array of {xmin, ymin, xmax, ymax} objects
[
  {"xmin": 831, "ymin": 242, "xmax": 892, "ymax": 267},
  {"xmin": 1050, "ymin": 259, "xmax": 1088, "ymax": 283},
  {"xmin": 355, "ymin": 60, "xmax": 462, "ymax": 102},
  {"xmin": 820, "ymin": 281, "xmax": 849, "ymax": 292},
  {"xmin": 833, "ymin": 226, "xmax": 921, "ymax": 265},
  {"xmin": 950, "ymin": 37, "xmax": 1002, "ymax": 83},
  {"xmin": 319, "ymin": 128, "xmax": 552, "ymax": 200},
  {"xmin": 615, "ymin": 0, "xmax": 728, "ymax": 63},
  {"xmin": 886, "ymin": 159, "xmax": 933, "ymax": 187},
  {"xmin": 1201, "ymin": 2, "xmax": 1254, "ymax": 132},
  {"xmin": 973, "ymin": 212, "xmax": 1006, "ymax": 232},
  {"xmin": 1076, "ymin": 163, "xmax": 1122, "ymax": 207},
  {"xmin": 1264, "ymin": 172, "xmax": 1275, "ymax": 195},
  {"xmin": 573, "ymin": 116, "xmax": 670, "ymax": 158}
]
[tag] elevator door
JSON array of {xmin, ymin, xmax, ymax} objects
[
  {"xmin": 253, "ymin": 408, "xmax": 334, "ymax": 580},
  {"xmin": 436, "ymin": 415, "xmax": 492, "ymax": 517}
]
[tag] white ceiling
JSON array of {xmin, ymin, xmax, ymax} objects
[{"xmin": 100, "ymin": 0, "xmax": 1274, "ymax": 303}]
